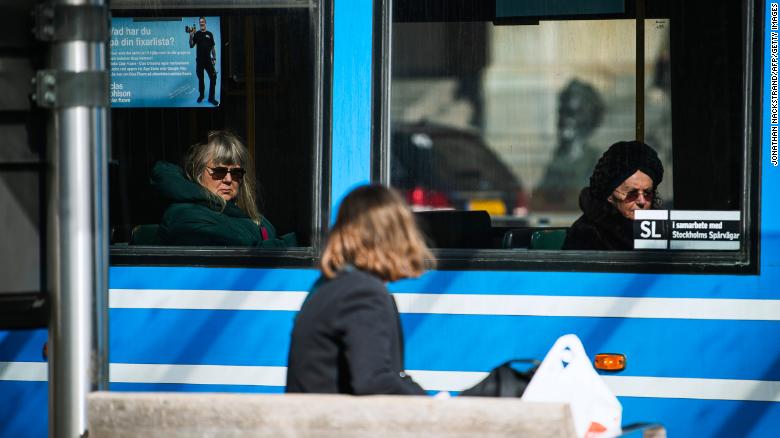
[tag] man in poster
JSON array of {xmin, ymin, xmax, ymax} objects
[{"xmin": 189, "ymin": 17, "xmax": 218, "ymax": 106}]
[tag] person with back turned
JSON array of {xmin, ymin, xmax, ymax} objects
[
  {"xmin": 562, "ymin": 140, "xmax": 664, "ymax": 250},
  {"xmin": 188, "ymin": 16, "xmax": 218, "ymax": 106},
  {"xmin": 286, "ymin": 185, "xmax": 433, "ymax": 395}
]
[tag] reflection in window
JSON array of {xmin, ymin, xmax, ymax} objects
[{"xmin": 391, "ymin": 19, "xmax": 673, "ymax": 231}]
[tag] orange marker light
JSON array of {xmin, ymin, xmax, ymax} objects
[{"xmin": 594, "ymin": 353, "xmax": 626, "ymax": 371}]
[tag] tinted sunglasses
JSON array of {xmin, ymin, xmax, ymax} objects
[
  {"xmin": 207, "ymin": 166, "xmax": 246, "ymax": 181},
  {"xmin": 615, "ymin": 188, "xmax": 654, "ymax": 202}
]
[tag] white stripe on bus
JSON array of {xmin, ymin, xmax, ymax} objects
[
  {"xmin": 110, "ymin": 289, "xmax": 780, "ymax": 321},
  {"xmin": 633, "ymin": 240, "xmax": 667, "ymax": 249},
  {"xmin": 3, "ymin": 362, "xmax": 778, "ymax": 402},
  {"xmin": 110, "ymin": 289, "xmax": 308, "ymax": 311},
  {"xmin": 111, "ymin": 363, "xmax": 287, "ymax": 387},
  {"xmin": 0, "ymin": 361, "xmax": 47, "ymax": 381}
]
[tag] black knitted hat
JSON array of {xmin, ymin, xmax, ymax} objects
[{"xmin": 589, "ymin": 141, "xmax": 663, "ymax": 200}]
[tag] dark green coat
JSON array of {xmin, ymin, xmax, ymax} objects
[{"xmin": 151, "ymin": 161, "xmax": 294, "ymax": 247}]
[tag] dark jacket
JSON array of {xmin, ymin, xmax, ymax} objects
[
  {"xmin": 286, "ymin": 269, "xmax": 425, "ymax": 395},
  {"xmin": 562, "ymin": 188, "xmax": 634, "ymax": 250},
  {"xmin": 151, "ymin": 161, "xmax": 293, "ymax": 247}
]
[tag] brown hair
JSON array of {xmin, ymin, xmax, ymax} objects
[
  {"xmin": 320, "ymin": 185, "xmax": 434, "ymax": 281},
  {"xmin": 183, "ymin": 130, "xmax": 262, "ymax": 223}
]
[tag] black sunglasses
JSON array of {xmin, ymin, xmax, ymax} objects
[
  {"xmin": 207, "ymin": 166, "xmax": 246, "ymax": 181},
  {"xmin": 615, "ymin": 188, "xmax": 654, "ymax": 203}
]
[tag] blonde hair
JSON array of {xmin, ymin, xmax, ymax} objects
[
  {"xmin": 321, "ymin": 185, "xmax": 434, "ymax": 281},
  {"xmin": 184, "ymin": 130, "xmax": 261, "ymax": 223}
]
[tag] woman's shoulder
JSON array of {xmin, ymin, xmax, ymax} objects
[
  {"xmin": 304, "ymin": 271, "xmax": 391, "ymax": 322},
  {"xmin": 314, "ymin": 270, "xmax": 386, "ymax": 297},
  {"xmin": 151, "ymin": 161, "xmax": 211, "ymax": 204},
  {"xmin": 152, "ymin": 160, "xmax": 181, "ymax": 174},
  {"xmin": 569, "ymin": 214, "xmax": 598, "ymax": 232},
  {"xmin": 562, "ymin": 215, "xmax": 604, "ymax": 250},
  {"xmin": 151, "ymin": 161, "xmax": 186, "ymax": 189},
  {"xmin": 337, "ymin": 269, "xmax": 384, "ymax": 285}
]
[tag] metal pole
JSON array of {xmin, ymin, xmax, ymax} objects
[
  {"xmin": 379, "ymin": 0, "xmax": 393, "ymax": 185},
  {"xmin": 244, "ymin": 17, "xmax": 256, "ymax": 162},
  {"xmin": 635, "ymin": 0, "xmax": 646, "ymax": 142},
  {"xmin": 44, "ymin": 0, "xmax": 109, "ymax": 436}
]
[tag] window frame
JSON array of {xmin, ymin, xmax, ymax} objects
[
  {"xmin": 109, "ymin": 0, "xmax": 332, "ymax": 268},
  {"xmin": 374, "ymin": 0, "xmax": 763, "ymax": 274}
]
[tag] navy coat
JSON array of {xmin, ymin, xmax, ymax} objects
[{"xmin": 286, "ymin": 269, "xmax": 425, "ymax": 395}]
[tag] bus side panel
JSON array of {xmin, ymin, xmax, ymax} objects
[
  {"xmin": 109, "ymin": 309, "xmax": 296, "ymax": 366},
  {"xmin": 4, "ymin": 259, "xmax": 780, "ymax": 438},
  {"xmin": 0, "ymin": 328, "xmax": 47, "ymax": 438},
  {"xmin": 400, "ymin": 314, "xmax": 780, "ymax": 380},
  {"xmin": 0, "ymin": 380, "xmax": 47, "ymax": 438}
]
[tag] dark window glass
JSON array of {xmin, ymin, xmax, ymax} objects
[{"xmin": 0, "ymin": 35, "xmax": 45, "ymax": 298}]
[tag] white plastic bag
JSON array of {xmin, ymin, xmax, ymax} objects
[{"xmin": 521, "ymin": 334, "xmax": 622, "ymax": 438}]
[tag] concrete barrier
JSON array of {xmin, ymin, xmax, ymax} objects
[{"xmin": 88, "ymin": 392, "xmax": 578, "ymax": 437}]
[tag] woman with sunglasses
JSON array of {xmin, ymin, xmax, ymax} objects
[
  {"xmin": 151, "ymin": 130, "xmax": 294, "ymax": 247},
  {"xmin": 286, "ymin": 185, "xmax": 432, "ymax": 395},
  {"xmin": 562, "ymin": 140, "xmax": 664, "ymax": 250}
]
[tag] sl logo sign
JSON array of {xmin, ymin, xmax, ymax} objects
[{"xmin": 639, "ymin": 220, "xmax": 662, "ymax": 238}]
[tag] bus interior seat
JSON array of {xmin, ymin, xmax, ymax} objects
[
  {"xmin": 529, "ymin": 228, "xmax": 568, "ymax": 250},
  {"xmin": 500, "ymin": 228, "xmax": 535, "ymax": 248},
  {"xmin": 129, "ymin": 224, "xmax": 161, "ymax": 245},
  {"xmin": 414, "ymin": 210, "xmax": 492, "ymax": 248}
]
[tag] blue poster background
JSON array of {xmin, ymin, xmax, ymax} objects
[{"xmin": 110, "ymin": 17, "xmax": 222, "ymax": 108}]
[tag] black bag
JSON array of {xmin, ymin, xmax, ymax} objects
[{"xmin": 460, "ymin": 359, "xmax": 540, "ymax": 398}]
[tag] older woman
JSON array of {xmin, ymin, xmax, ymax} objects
[
  {"xmin": 151, "ymin": 130, "xmax": 294, "ymax": 247},
  {"xmin": 286, "ymin": 185, "xmax": 433, "ymax": 395},
  {"xmin": 562, "ymin": 140, "xmax": 664, "ymax": 250}
]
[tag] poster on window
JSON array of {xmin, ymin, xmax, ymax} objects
[{"xmin": 110, "ymin": 16, "xmax": 222, "ymax": 108}]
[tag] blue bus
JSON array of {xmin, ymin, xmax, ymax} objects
[{"xmin": 1, "ymin": 0, "xmax": 778, "ymax": 436}]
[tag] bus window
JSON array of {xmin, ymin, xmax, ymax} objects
[
  {"xmin": 384, "ymin": 0, "xmax": 756, "ymax": 270},
  {"xmin": 392, "ymin": 18, "xmax": 673, "ymax": 221},
  {"xmin": 109, "ymin": 1, "xmax": 322, "ymax": 254}
]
